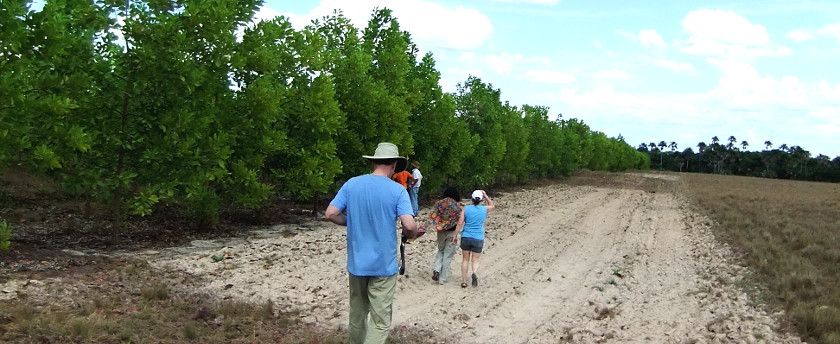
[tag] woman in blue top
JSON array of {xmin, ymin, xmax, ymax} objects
[{"xmin": 453, "ymin": 190, "xmax": 494, "ymax": 288}]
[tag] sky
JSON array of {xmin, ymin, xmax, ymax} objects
[{"xmin": 268, "ymin": 0, "xmax": 840, "ymax": 158}]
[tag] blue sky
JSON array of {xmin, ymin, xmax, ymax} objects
[{"xmin": 270, "ymin": 0, "xmax": 840, "ymax": 158}]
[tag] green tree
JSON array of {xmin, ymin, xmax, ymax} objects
[
  {"xmin": 407, "ymin": 54, "xmax": 472, "ymax": 192},
  {"xmin": 496, "ymin": 103, "xmax": 529, "ymax": 185},
  {"xmin": 523, "ymin": 105, "xmax": 560, "ymax": 178},
  {"xmin": 454, "ymin": 76, "xmax": 506, "ymax": 188},
  {"xmin": 235, "ymin": 16, "xmax": 343, "ymax": 202},
  {"xmin": 314, "ymin": 10, "xmax": 411, "ymax": 180}
]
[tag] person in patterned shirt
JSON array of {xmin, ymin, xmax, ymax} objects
[{"xmin": 418, "ymin": 187, "xmax": 462, "ymax": 285}]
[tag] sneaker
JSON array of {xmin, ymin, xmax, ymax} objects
[
  {"xmin": 432, "ymin": 271, "xmax": 439, "ymax": 281},
  {"xmin": 471, "ymin": 273, "xmax": 478, "ymax": 287}
]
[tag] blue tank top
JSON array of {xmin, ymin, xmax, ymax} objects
[{"xmin": 461, "ymin": 205, "xmax": 487, "ymax": 240}]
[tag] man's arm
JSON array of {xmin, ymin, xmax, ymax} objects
[
  {"xmin": 325, "ymin": 205, "xmax": 346, "ymax": 226},
  {"xmin": 399, "ymin": 214, "xmax": 418, "ymax": 239}
]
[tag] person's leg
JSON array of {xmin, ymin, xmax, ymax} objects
[
  {"xmin": 470, "ymin": 239, "xmax": 484, "ymax": 286},
  {"xmin": 347, "ymin": 274, "xmax": 369, "ymax": 344},
  {"xmin": 460, "ymin": 249, "xmax": 471, "ymax": 286},
  {"xmin": 470, "ymin": 252, "xmax": 482, "ymax": 275},
  {"xmin": 433, "ymin": 231, "xmax": 446, "ymax": 277},
  {"xmin": 364, "ymin": 274, "xmax": 398, "ymax": 344},
  {"xmin": 409, "ymin": 187, "xmax": 419, "ymax": 215},
  {"xmin": 438, "ymin": 231, "xmax": 456, "ymax": 284}
]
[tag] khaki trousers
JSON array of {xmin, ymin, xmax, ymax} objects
[{"xmin": 348, "ymin": 273, "xmax": 397, "ymax": 344}]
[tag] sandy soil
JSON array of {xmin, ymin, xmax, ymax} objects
[{"xmin": 141, "ymin": 173, "xmax": 802, "ymax": 343}]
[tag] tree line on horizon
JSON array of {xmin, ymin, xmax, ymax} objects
[
  {"xmin": 639, "ymin": 136, "xmax": 840, "ymax": 182},
  {"xmin": 0, "ymin": 0, "xmax": 648, "ymax": 228}
]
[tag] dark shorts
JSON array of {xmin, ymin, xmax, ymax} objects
[{"xmin": 460, "ymin": 237, "xmax": 484, "ymax": 253}]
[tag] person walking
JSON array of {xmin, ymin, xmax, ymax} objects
[
  {"xmin": 325, "ymin": 142, "xmax": 418, "ymax": 344},
  {"xmin": 453, "ymin": 190, "xmax": 494, "ymax": 288},
  {"xmin": 421, "ymin": 187, "xmax": 462, "ymax": 285},
  {"xmin": 409, "ymin": 161, "xmax": 422, "ymax": 216},
  {"xmin": 391, "ymin": 169, "xmax": 413, "ymax": 190}
]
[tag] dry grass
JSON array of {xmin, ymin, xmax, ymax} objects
[
  {"xmin": 0, "ymin": 257, "xmax": 443, "ymax": 344},
  {"xmin": 0, "ymin": 259, "xmax": 353, "ymax": 343},
  {"xmin": 684, "ymin": 173, "xmax": 840, "ymax": 344}
]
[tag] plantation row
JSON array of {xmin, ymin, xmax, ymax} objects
[
  {"xmin": 0, "ymin": 0, "xmax": 648, "ymax": 225},
  {"xmin": 640, "ymin": 137, "xmax": 840, "ymax": 182}
]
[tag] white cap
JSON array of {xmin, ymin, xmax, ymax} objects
[{"xmin": 471, "ymin": 190, "xmax": 483, "ymax": 201}]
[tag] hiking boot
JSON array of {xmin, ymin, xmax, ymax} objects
[{"xmin": 432, "ymin": 271, "xmax": 439, "ymax": 281}]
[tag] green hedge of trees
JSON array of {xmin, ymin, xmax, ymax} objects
[
  {"xmin": 1, "ymin": 0, "xmax": 648, "ymax": 227},
  {"xmin": 639, "ymin": 137, "xmax": 840, "ymax": 182}
]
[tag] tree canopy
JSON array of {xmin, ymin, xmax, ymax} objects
[{"xmin": 1, "ymin": 0, "xmax": 648, "ymax": 227}]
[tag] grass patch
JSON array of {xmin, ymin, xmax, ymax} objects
[
  {"xmin": 684, "ymin": 173, "xmax": 840, "ymax": 344},
  {"xmin": 0, "ymin": 256, "xmax": 442, "ymax": 343},
  {"xmin": 0, "ymin": 260, "xmax": 346, "ymax": 343}
]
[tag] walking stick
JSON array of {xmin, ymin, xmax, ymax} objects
[{"xmin": 399, "ymin": 235, "xmax": 407, "ymax": 275}]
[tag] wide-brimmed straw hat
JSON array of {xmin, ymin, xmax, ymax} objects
[{"xmin": 362, "ymin": 142, "xmax": 407, "ymax": 172}]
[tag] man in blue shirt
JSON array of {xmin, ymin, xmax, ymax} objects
[{"xmin": 325, "ymin": 142, "xmax": 417, "ymax": 344}]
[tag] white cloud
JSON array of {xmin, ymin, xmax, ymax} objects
[
  {"xmin": 653, "ymin": 60, "xmax": 696, "ymax": 74},
  {"xmin": 483, "ymin": 52, "xmax": 551, "ymax": 75},
  {"xmin": 616, "ymin": 29, "xmax": 637, "ymax": 42},
  {"xmin": 683, "ymin": 10, "xmax": 769, "ymax": 45},
  {"xmin": 819, "ymin": 81, "xmax": 840, "ymax": 98},
  {"xmin": 538, "ymin": 76, "xmax": 840, "ymax": 157},
  {"xmin": 553, "ymin": 87, "xmax": 688, "ymax": 113},
  {"xmin": 592, "ymin": 41, "xmax": 602, "ymax": 48},
  {"xmin": 594, "ymin": 69, "xmax": 630, "ymax": 79},
  {"xmin": 706, "ymin": 58, "xmax": 809, "ymax": 109},
  {"xmin": 819, "ymin": 23, "xmax": 840, "ymax": 42},
  {"xmin": 786, "ymin": 30, "xmax": 814, "ymax": 42},
  {"xmin": 639, "ymin": 29, "xmax": 666, "ymax": 49},
  {"xmin": 277, "ymin": 0, "xmax": 493, "ymax": 50},
  {"xmin": 810, "ymin": 106, "xmax": 839, "ymax": 121},
  {"xmin": 523, "ymin": 70, "xmax": 577, "ymax": 84},
  {"xmin": 485, "ymin": 54, "xmax": 518, "ymax": 74},
  {"xmin": 678, "ymin": 10, "xmax": 788, "ymax": 60}
]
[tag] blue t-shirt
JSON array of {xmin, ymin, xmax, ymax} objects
[
  {"xmin": 330, "ymin": 174, "xmax": 413, "ymax": 276},
  {"xmin": 461, "ymin": 205, "xmax": 487, "ymax": 240}
]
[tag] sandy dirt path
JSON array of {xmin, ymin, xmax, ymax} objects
[{"xmin": 144, "ymin": 173, "xmax": 802, "ymax": 343}]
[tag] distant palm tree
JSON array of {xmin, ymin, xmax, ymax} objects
[
  {"xmin": 779, "ymin": 143, "xmax": 788, "ymax": 152},
  {"xmin": 764, "ymin": 140, "xmax": 772, "ymax": 150},
  {"xmin": 658, "ymin": 141, "xmax": 667, "ymax": 170},
  {"xmin": 669, "ymin": 141, "xmax": 678, "ymax": 152},
  {"xmin": 741, "ymin": 140, "xmax": 748, "ymax": 151},
  {"xmin": 711, "ymin": 136, "xmax": 719, "ymax": 145},
  {"xmin": 727, "ymin": 136, "xmax": 737, "ymax": 150}
]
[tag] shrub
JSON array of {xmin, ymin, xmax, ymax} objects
[{"xmin": 0, "ymin": 220, "xmax": 11, "ymax": 252}]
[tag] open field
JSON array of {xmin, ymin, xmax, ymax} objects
[
  {"xmin": 685, "ymin": 173, "xmax": 840, "ymax": 343},
  {"xmin": 2, "ymin": 171, "xmax": 835, "ymax": 343}
]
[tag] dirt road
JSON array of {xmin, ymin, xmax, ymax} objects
[{"xmin": 148, "ymin": 173, "xmax": 801, "ymax": 343}]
